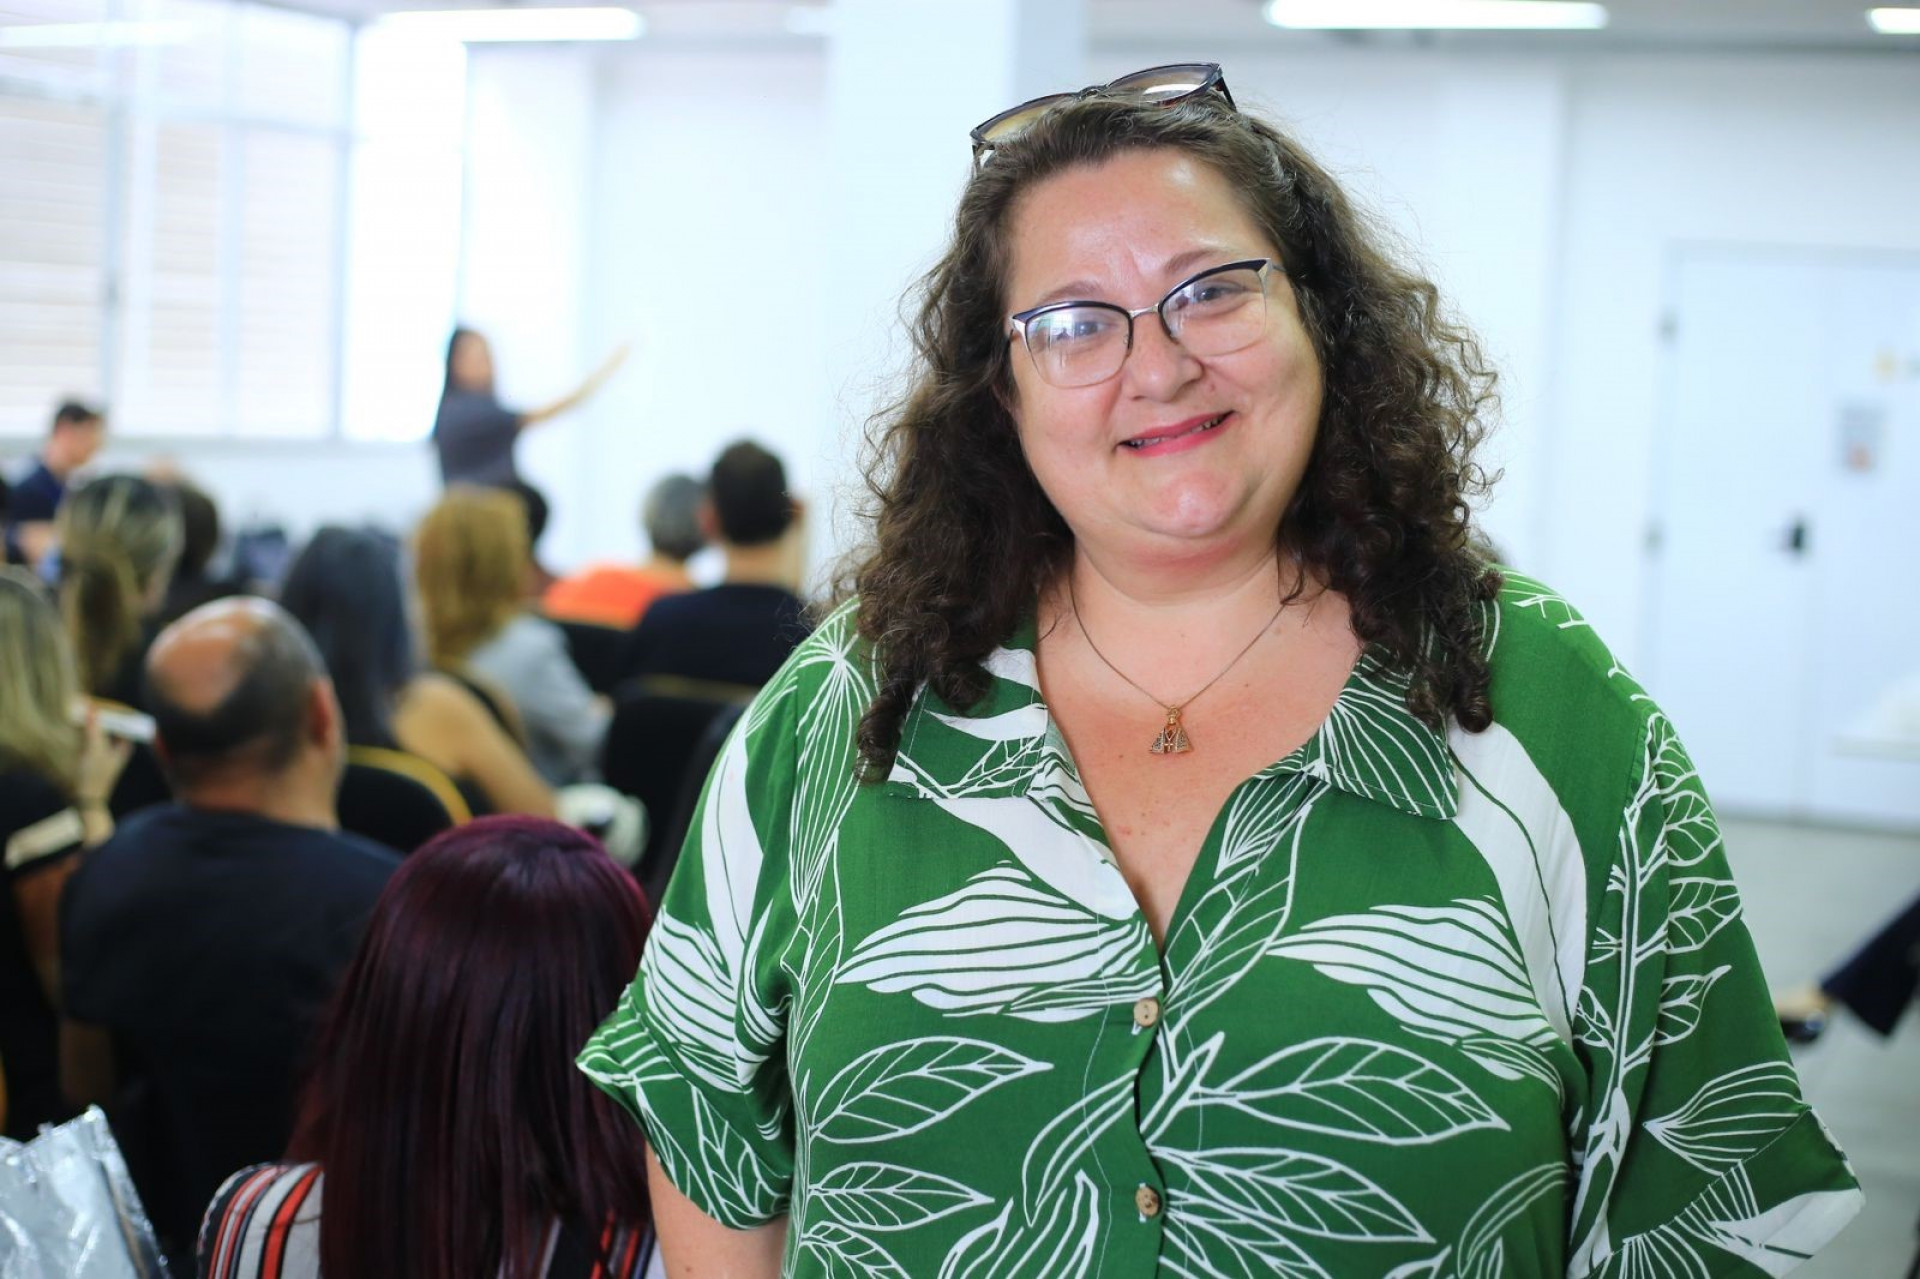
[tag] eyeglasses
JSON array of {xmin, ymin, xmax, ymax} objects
[
  {"xmin": 1008, "ymin": 259, "xmax": 1279, "ymax": 389},
  {"xmin": 969, "ymin": 63, "xmax": 1235, "ymax": 165}
]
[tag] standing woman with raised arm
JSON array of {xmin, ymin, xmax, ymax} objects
[{"xmin": 433, "ymin": 328, "xmax": 628, "ymax": 490}]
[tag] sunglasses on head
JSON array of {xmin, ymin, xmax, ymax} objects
[{"xmin": 969, "ymin": 63, "xmax": 1235, "ymax": 166}]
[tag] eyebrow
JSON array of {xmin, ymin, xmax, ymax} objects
[{"xmin": 1022, "ymin": 245, "xmax": 1248, "ymax": 310}]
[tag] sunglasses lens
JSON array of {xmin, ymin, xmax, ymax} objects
[
  {"xmin": 975, "ymin": 94, "xmax": 1072, "ymax": 147},
  {"xmin": 1105, "ymin": 64, "xmax": 1218, "ymax": 103},
  {"xmin": 971, "ymin": 64, "xmax": 1228, "ymax": 162}
]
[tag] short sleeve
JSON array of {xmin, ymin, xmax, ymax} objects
[
  {"xmin": 1567, "ymin": 712, "xmax": 1862, "ymax": 1276},
  {"xmin": 196, "ymin": 1163, "xmax": 323, "ymax": 1279},
  {"xmin": 579, "ymin": 672, "xmax": 801, "ymax": 1228}
]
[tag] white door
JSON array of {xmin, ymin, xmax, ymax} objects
[{"xmin": 1646, "ymin": 247, "xmax": 1920, "ymax": 827}]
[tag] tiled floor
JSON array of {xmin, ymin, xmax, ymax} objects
[{"xmin": 1723, "ymin": 816, "xmax": 1920, "ymax": 1278}]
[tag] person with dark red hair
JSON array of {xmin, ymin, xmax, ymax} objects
[{"xmin": 195, "ymin": 816, "xmax": 655, "ymax": 1279}]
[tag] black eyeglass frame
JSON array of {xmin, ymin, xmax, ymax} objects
[
  {"xmin": 969, "ymin": 62, "xmax": 1236, "ymax": 165},
  {"xmin": 1006, "ymin": 258, "xmax": 1280, "ymax": 386}
]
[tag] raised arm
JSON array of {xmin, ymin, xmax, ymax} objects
[{"xmin": 522, "ymin": 342, "xmax": 630, "ymax": 429}]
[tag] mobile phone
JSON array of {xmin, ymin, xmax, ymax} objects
[{"xmin": 73, "ymin": 703, "xmax": 157, "ymax": 745}]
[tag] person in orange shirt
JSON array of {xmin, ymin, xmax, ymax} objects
[{"xmin": 543, "ymin": 475, "xmax": 704, "ymax": 629}]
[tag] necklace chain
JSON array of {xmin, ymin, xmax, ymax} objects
[{"xmin": 1067, "ymin": 573, "xmax": 1286, "ymax": 755}]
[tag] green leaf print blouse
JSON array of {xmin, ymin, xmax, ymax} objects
[{"xmin": 580, "ymin": 574, "xmax": 1862, "ymax": 1277}]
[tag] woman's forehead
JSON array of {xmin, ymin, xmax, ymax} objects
[{"xmin": 1003, "ymin": 150, "xmax": 1272, "ymax": 302}]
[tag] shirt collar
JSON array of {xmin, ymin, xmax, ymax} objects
[{"xmin": 888, "ymin": 617, "xmax": 1459, "ymax": 822}]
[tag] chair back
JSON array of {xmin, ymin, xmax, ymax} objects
[
  {"xmin": 644, "ymin": 700, "xmax": 746, "ymax": 905},
  {"xmin": 600, "ymin": 680, "xmax": 752, "ymax": 889},
  {"xmin": 551, "ymin": 618, "xmax": 629, "ymax": 695},
  {"xmin": 337, "ymin": 746, "xmax": 470, "ymax": 854}
]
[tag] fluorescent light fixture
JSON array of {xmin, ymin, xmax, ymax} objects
[
  {"xmin": 0, "ymin": 19, "xmax": 193, "ymax": 47},
  {"xmin": 374, "ymin": 7, "xmax": 643, "ymax": 43},
  {"xmin": 1265, "ymin": 0, "xmax": 1608, "ymax": 30},
  {"xmin": 1867, "ymin": 8, "xmax": 1920, "ymax": 33}
]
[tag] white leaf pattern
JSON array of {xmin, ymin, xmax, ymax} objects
[
  {"xmin": 836, "ymin": 864, "xmax": 1155, "ymax": 1020},
  {"xmin": 1644, "ymin": 1063, "xmax": 1804, "ymax": 1174},
  {"xmin": 1269, "ymin": 898, "xmax": 1562, "ymax": 1050},
  {"xmin": 798, "ymin": 1222, "xmax": 912, "ymax": 1279},
  {"xmin": 811, "ymin": 1162, "xmax": 989, "ymax": 1232},
  {"xmin": 642, "ymin": 914, "xmax": 745, "ymax": 1092},
  {"xmin": 1654, "ymin": 965, "xmax": 1731, "ymax": 1046},
  {"xmin": 936, "ymin": 1170, "xmax": 1102, "ymax": 1279},
  {"xmin": 1197, "ymin": 1036, "xmax": 1506, "ymax": 1144},
  {"xmin": 812, "ymin": 1037, "xmax": 1050, "ymax": 1145},
  {"xmin": 1456, "ymin": 1164, "xmax": 1569, "ymax": 1279},
  {"xmin": 1165, "ymin": 1145, "xmax": 1433, "ymax": 1243},
  {"xmin": 1666, "ymin": 878, "xmax": 1741, "ymax": 955}
]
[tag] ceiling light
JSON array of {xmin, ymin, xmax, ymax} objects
[
  {"xmin": 373, "ymin": 7, "xmax": 643, "ymax": 43},
  {"xmin": 0, "ymin": 20, "xmax": 192, "ymax": 47},
  {"xmin": 1264, "ymin": 0, "xmax": 1608, "ymax": 30},
  {"xmin": 1867, "ymin": 8, "xmax": 1920, "ymax": 33}
]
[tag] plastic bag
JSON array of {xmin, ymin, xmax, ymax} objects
[{"xmin": 0, "ymin": 1107, "xmax": 167, "ymax": 1278}]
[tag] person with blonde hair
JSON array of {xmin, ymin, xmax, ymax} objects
[
  {"xmin": 56, "ymin": 474, "xmax": 182, "ymax": 705},
  {"xmin": 0, "ymin": 567, "xmax": 129, "ymax": 1139},
  {"xmin": 414, "ymin": 487, "xmax": 608, "ymax": 785}
]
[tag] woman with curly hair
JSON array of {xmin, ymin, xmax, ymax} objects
[{"xmin": 584, "ymin": 67, "xmax": 1859, "ymax": 1277}]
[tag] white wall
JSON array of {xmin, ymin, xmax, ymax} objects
[
  {"xmin": 1551, "ymin": 53, "xmax": 1920, "ymax": 661},
  {"xmin": 577, "ymin": 45, "xmax": 834, "ymax": 577},
  {"xmin": 461, "ymin": 45, "xmax": 599, "ymax": 566}
]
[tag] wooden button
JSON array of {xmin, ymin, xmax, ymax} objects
[
  {"xmin": 1135, "ymin": 1185, "xmax": 1162, "ymax": 1218},
  {"xmin": 1132, "ymin": 997, "xmax": 1161, "ymax": 1029}
]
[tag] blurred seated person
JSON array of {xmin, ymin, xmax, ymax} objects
[
  {"xmin": 279, "ymin": 525, "xmax": 554, "ymax": 818},
  {"xmin": 416, "ymin": 487, "xmax": 609, "ymax": 785},
  {"xmin": 1776, "ymin": 890, "xmax": 1920, "ymax": 1043},
  {"xmin": 0, "ymin": 569, "xmax": 129, "ymax": 1140},
  {"xmin": 619, "ymin": 441, "xmax": 810, "ymax": 690},
  {"xmin": 509, "ymin": 479, "xmax": 559, "ymax": 599},
  {"xmin": 157, "ymin": 478, "xmax": 240, "ymax": 626},
  {"xmin": 198, "ymin": 817, "xmax": 655, "ymax": 1278},
  {"xmin": 8, "ymin": 400, "xmax": 105, "ymax": 523},
  {"xmin": 60, "ymin": 598, "xmax": 397, "ymax": 1263},
  {"xmin": 56, "ymin": 474, "xmax": 183, "ymax": 707},
  {"xmin": 544, "ymin": 473, "xmax": 705, "ymax": 628}
]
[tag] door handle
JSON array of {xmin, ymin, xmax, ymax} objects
[{"xmin": 1783, "ymin": 517, "xmax": 1810, "ymax": 556}]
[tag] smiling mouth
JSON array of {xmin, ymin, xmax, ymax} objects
[{"xmin": 1122, "ymin": 411, "xmax": 1232, "ymax": 450}]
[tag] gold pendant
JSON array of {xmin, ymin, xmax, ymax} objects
[{"xmin": 1149, "ymin": 706, "xmax": 1192, "ymax": 756}]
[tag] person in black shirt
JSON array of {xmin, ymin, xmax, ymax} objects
[
  {"xmin": 4, "ymin": 399, "xmax": 104, "ymax": 565},
  {"xmin": 60, "ymin": 597, "xmax": 397, "ymax": 1265},
  {"xmin": 620, "ymin": 440, "xmax": 811, "ymax": 690},
  {"xmin": 432, "ymin": 327, "xmax": 627, "ymax": 489}
]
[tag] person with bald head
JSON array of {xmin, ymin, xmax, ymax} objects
[{"xmin": 58, "ymin": 597, "xmax": 398, "ymax": 1266}]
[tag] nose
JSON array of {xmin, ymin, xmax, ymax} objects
[{"xmin": 1122, "ymin": 313, "xmax": 1203, "ymax": 401}]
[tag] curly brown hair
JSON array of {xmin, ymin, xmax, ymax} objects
[{"xmin": 846, "ymin": 93, "xmax": 1500, "ymax": 778}]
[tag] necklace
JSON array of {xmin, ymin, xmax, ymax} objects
[{"xmin": 1067, "ymin": 574, "xmax": 1287, "ymax": 756}]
